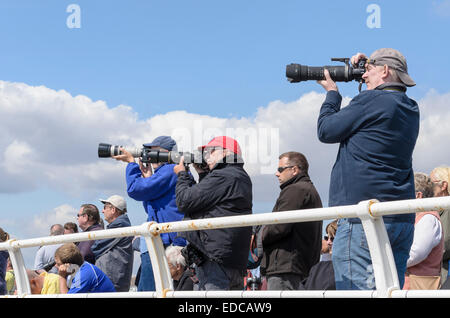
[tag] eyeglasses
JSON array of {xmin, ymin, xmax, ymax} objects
[
  {"xmin": 203, "ymin": 147, "xmax": 222, "ymax": 157},
  {"xmin": 277, "ymin": 166, "xmax": 294, "ymax": 173},
  {"xmin": 324, "ymin": 236, "xmax": 334, "ymax": 242}
]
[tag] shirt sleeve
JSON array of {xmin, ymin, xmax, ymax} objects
[
  {"xmin": 126, "ymin": 163, "xmax": 176, "ymax": 201},
  {"xmin": 317, "ymin": 90, "xmax": 371, "ymax": 144},
  {"xmin": 175, "ymin": 171, "xmax": 227, "ymax": 217},
  {"xmin": 407, "ymin": 214, "xmax": 443, "ymax": 268},
  {"xmin": 68, "ymin": 264, "xmax": 92, "ymax": 294},
  {"xmin": 262, "ymin": 186, "xmax": 307, "ymax": 245},
  {"xmin": 33, "ymin": 247, "xmax": 45, "ymax": 270}
]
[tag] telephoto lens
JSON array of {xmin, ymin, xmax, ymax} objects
[
  {"xmin": 286, "ymin": 64, "xmax": 351, "ymax": 82},
  {"xmin": 286, "ymin": 58, "xmax": 366, "ymax": 83},
  {"xmin": 97, "ymin": 143, "xmax": 142, "ymax": 158},
  {"xmin": 168, "ymin": 151, "xmax": 202, "ymax": 164}
]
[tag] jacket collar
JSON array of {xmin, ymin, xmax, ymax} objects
[
  {"xmin": 154, "ymin": 163, "xmax": 168, "ymax": 173},
  {"xmin": 210, "ymin": 155, "xmax": 244, "ymax": 171},
  {"xmin": 85, "ymin": 223, "xmax": 102, "ymax": 232},
  {"xmin": 106, "ymin": 213, "xmax": 131, "ymax": 229},
  {"xmin": 280, "ymin": 172, "xmax": 311, "ymax": 190},
  {"xmin": 375, "ymin": 82, "xmax": 407, "ymax": 92}
]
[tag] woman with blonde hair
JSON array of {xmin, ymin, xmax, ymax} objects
[{"xmin": 430, "ymin": 166, "xmax": 450, "ymax": 283}]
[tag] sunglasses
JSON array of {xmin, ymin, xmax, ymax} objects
[
  {"xmin": 277, "ymin": 166, "xmax": 294, "ymax": 173},
  {"xmin": 324, "ymin": 236, "xmax": 334, "ymax": 242},
  {"xmin": 76, "ymin": 213, "xmax": 85, "ymax": 218},
  {"xmin": 203, "ymin": 147, "xmax": 222, "ymax": 157}
]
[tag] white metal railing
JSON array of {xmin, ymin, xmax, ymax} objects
[{"xmin": 1, "ymin": 196, "xmax": 450, "ymax": 298}]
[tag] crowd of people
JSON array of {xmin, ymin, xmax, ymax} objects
[{"xmin": 1, "ymin": 48, "xmax": 450, "ymax": 295}]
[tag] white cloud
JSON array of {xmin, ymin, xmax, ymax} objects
[
  {"xmin": 0, "ymin": 81, "xmax": 336, "ymax": 201},
  {"xmin": 30, "ymin": 204, "xmax": 77, "ymax": 238},
  {"xmin": 2, "ymin": 140, "xmax": 33, "ymax": 174},
  {"xmin": 1, "ymin": 80, "xmax": 450, "ymax": 215},
  {"xmin": 413, "ymin": 89, "xmax": 450, "ymax": 173}
]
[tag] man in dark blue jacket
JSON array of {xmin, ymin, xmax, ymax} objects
[
  {"xmin": 114, "ymin": 136, "xmax": 186, "ymax": 291},
  {"xmin": 91, "ymin": 195, "xmax": 133, "ymax": 292},
  {"xmin": 316, "ymin": 48, "xmax": 419, "ymax": 290},
  {"xmin": 174, "ymin": 136, "xmax": 252, "ymax": 290}
]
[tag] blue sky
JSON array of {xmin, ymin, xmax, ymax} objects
[
  {"xmin": 1, "ymin": 1, "xmax": 450, "ymax": 268},
  {"xmin": 2, "ymin": 1, "xmax": 449, "ymax": 118}
]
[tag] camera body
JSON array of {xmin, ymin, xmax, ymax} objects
[
  {"xmin": 98, "ymin": 143, "xmax": 206, "ymax": 166},
  {"xmin": 286, "ymin": 57, "xmax": 366, "ymax": 84}
]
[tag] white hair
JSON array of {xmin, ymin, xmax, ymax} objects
[{"xmin": 165, "ymin": 245, "xmax": 186, "ymax": 267}]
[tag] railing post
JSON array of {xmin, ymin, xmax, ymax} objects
[
  {"xmin": 143, "ymin": 222, "xmax": 173, "ymax": 298},
  {"xmin": 356, "ymin": 200, "xmax": 400, "ymax": 298},
  {"xmin": 7, "ymin": 241, "xmax": 31, "ymax": 295}
]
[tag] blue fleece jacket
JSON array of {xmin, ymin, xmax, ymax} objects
[
  {"xmin": 317, "ymin": 85, "xmax": 419, "ymax": 223},
  {"xmin": 126, "ymin": 162, "xmax": 186, "ymax": 251}
]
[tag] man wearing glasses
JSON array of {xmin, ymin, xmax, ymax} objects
[
  {"xmin": 316, "ymin": 48, "xmax": 419, "ymax": 290},
  {"xmin": 91, "ymin": 195, "xmax": 134, "ymax": 292},
  {"xmin": 76, "ymin": 204, "xmax": 103, "ymax": 265},
  {"xmin": 260, "ymin": 151, "xmax": 323, "ymax": 290},
  {"xmin": 173, "ymin": 136, "xmax": 252, "ymax": 291}
]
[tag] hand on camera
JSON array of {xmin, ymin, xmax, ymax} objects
[
  {"xmin": 351, "ymin": 52, "xmax": 368, "ymax": 67},
  {"xmin": 317, "ymin": 69, "xmax": 338, "ymax": 92},
  {"xmin": 112, "ymin": 148, "xmax": 135, "ymax": 164},
  {"xmin": 173, "ymin": 156, "xmax": 186, "ymax": 175},
  {"xmin": 139, "ymin": 159, "xmax": 153, "ymax": 178}
]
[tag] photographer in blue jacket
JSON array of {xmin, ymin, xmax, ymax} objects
[
  {"xmin": 114, "ymin": 135, "xmax": 186, "ymax": 291},
  {"xmin": 316, "ymin": 48, "xmax": 419, "ymax": 290}
]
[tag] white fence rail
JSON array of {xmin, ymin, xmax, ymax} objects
[{"xmin": 1, "ymin": 196, "xmax": 450, "ymax": 298}]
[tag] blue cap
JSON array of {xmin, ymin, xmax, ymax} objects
[{"xmin": 143, "ymin": 136, "xmax": 177, "ymax": 151}]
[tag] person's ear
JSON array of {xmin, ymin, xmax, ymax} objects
[
  {"xmin": 416, "ymin": 191, "xmax": 423, "ymax": 199},
  {"xmin": 382, "ymin": 65, "xmax": 390, "ymax": 79}
]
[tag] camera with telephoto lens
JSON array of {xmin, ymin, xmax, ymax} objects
[
  {"xmin": 286, "ymin": 57, "xmax": 367, "ymax": 90},
  {"xmin": 98, "ymin": 143, "xmax": 207, "ymax": 166}
]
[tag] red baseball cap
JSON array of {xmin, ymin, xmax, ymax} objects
[{"xmin": 198, "ymin": 136, "xmax": 242, "ymax": 156}]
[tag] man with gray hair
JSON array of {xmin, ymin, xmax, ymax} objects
[
  {"xmin": 91, "ymin": 195, "xmax": 134, "ymax": 292},
  {"xmin": 316, "ymin": 48, "xmax": 419, "ymax": 290},
  {"xmin": 34, "ymin": 224, "xmax": 65, "ymax": 273}
]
